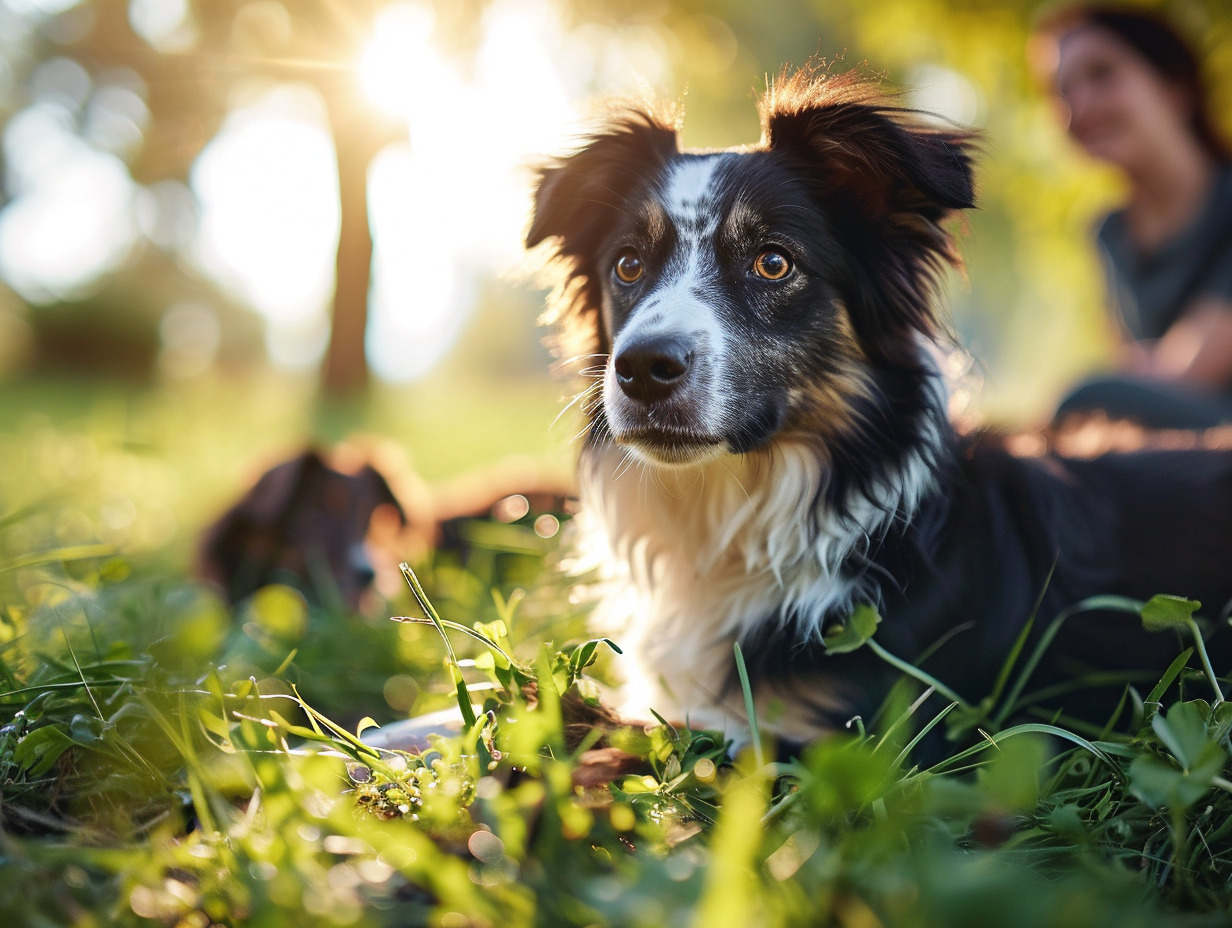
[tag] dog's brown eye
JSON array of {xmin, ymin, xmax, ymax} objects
[
  {"xmin": 613, "ymin": 248, "xmax": 643, "ymax": 284},
  {"xmin": 752, "ymin": 249, "xmax": 792, "ymax": 281}
]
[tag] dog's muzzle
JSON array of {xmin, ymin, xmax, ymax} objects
[{"xmin": 604, "ymin": 331, "xmax": 728, "ymax": 465}]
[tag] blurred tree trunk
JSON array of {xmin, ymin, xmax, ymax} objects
[
  {"xmin": 322, "ymin": 94, "xmax": 378, "ymax": 396},
  {"xmin": 54, "ymin": 0, "xmax": 396, "ymax": 398}
]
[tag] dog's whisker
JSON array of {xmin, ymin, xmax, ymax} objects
[
  {"xmin": 551, "ymin": 389, "xmax": 599, "ymax": 432},
  {"xmin": 716, "ymin": 458, "xmax": 753, "ymax": 505},
  {"xmin": 612, "ymin": 449, "xmax": 640, "ymax": 481},
  {"xmin": 648, "ymin": 466, "xmax": 671, "ymax": 498},
  {"xmin": 558, "ymin": 351, "xmax": 610, "ymax": 367}
]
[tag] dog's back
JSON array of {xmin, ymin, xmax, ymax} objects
[{"xmin": 870, "ymin": 443, "xmax": 1232, "ymax": 720}]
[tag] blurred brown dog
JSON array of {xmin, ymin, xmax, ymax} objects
[
  {"xmin": 198, "ymin": 448, "xmax": 407, "ymax": 607},
  {"xmin": 199, "ymin": 446, "xmax": 577, "ymax": 608}
]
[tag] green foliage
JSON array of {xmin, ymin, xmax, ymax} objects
[
  {"xmin": 822, "ymin": 602, "xmax": 882, "ymax": 654},
  {"xmin": 1129, "ymin": 701, "xmax": 1228, "ymax": 811},
  {"xmin": 4, "ymin": 510, "xmax": 1232, "ymax": 926}
]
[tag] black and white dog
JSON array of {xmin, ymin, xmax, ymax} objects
[{"xmin": 526, "ymin": 69, "xmax": 1232, "ymax": 744}]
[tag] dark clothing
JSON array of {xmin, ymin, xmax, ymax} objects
[
  {"xmin": 1056, "ymin": 373, "xmax": 1232, "ymax": 429},
  {"xmin": 1098, "ymin": 165, "xmax": 1232, "ymax": 340},
  {"xmin": 1056, "ymin": 165, "xmax": 1232, "ymax": 428}
]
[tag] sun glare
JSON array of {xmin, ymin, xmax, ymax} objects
[
  {"xmin": 184, "ymin": 0, "xmax": 593, "ymax": 380},
  {"xmin": 190, "ymin": 85, "xmax": 340, "ymax": 369},
  {"xmin": 358, "ymin": 1, "xmax": 437, "ymax": 119},
  {"xmin": 359, "ymin": 0, "xmax": 579, "ymax": 381}
]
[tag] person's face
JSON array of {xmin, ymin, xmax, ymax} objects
[{"xmin": 1055, "ymin": 26, "xmax": 1192, "ymax": 169}]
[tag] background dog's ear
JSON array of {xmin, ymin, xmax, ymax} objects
[
  {"xmin": 356, "ymin": 464, "xmax": 406, "ymax": 525},
  {"xmin": 238, "ymin": 450, "xmax": 325, "ymax": 526},
  {"xmin": 526, "ymin": 112, "xmax": 679, "ymax": 257},
  {"xmin": 762, "ymin": 70, "xmax": 977, "ymax": 363}
]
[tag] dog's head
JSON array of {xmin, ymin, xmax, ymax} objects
[
  {"xmin": 198, "ymin": 449, "xmax": 407, "ymax": 607},
  {"xmin": 527, "ymin": 70, "xmax": 976, "ymax": 469}
]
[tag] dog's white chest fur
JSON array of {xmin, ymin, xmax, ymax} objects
[{"xmin": 578, "ymin": 439, "xmax": 936, "ymax": 740}]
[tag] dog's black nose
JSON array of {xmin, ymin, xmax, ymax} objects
[{"xmin": 614, "ymin": 336, "xmax": 692, "ymax": 404}]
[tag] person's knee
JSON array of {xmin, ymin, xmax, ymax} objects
[
  {"xmin": 1055, "ymin": 374, "xmax": 1232, "ymax": 430},
  {"xmin": 1055, "ymin": 376, "xmax": 1130, "ymax": 419}
]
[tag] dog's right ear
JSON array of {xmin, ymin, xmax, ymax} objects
[
  {"xmin": 527, "ymin": 112, "xmax": 678, "ymax": 359},
  {"xmin": 526, "ymin": 111, "xmax": 679, "ymax": 259}
]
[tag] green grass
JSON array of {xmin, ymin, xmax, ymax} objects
[
  {"xmin": 4, "ymin": 519, "xmax": 1232, "ymax": 927},
  {"xmin": 3, "ymin": 376, "xmax": 1232, "ymax": 927}
]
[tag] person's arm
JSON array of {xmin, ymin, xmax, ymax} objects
[{"xmin": 1134, "ymin": 296, "xmax": 1232, "ymax": 387}]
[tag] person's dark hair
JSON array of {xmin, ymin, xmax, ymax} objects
[{"xmin": 1037, "ymin": 5, "xmax": 1228, "ymax": 160}]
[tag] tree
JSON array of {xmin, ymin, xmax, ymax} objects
[{"xmin": 7, "ymin": 0, "xmax": 409, "ymax": 394}]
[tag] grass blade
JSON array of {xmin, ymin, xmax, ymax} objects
[
  {"xmin": 866, "ymin": 639, "xmax": 971, "ymax": 710},
  {"xmin": 399, "ymin": 562, "xmax": 478, "ymax": 731},
  {"xmin": 994, "ymin": 595, "xmax": 1144, "ymax": 726},
  {"xmin": 732, "ymin": 642, "xmax": 765, "ymax": 768}
]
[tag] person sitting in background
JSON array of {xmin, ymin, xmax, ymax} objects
[{"xmin": 1038, "ymin": 6, "xmax": 1232, "ymax": 429}]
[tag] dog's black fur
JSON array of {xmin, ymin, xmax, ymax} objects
[{"xmin": 526, "ymin": 68, "xmax": 1232, "ymax": 741}]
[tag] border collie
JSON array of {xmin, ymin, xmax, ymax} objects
[{"xmin": 525, "ymin": 69, "xmax": 1232, "ymax": 744}]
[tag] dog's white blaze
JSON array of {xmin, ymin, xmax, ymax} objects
[
  {"xmin": 578, "ymin": 395, "xmax": 943, "ymax": 742},
  {"xmin": 662, "ymin": 155, "xmax": 726, "ymax": 230},
  {"xmin": 605, "ymin": 155, "xmax": 737, "ymax": 441}
]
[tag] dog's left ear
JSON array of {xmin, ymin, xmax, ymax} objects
[
  {"xmin": 762, "ymin": 72, "xmax": 976, "ymax": 361},
  {"xmin": 762, "ymin": 74, "xmax": 975, "ymax": 226}
]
